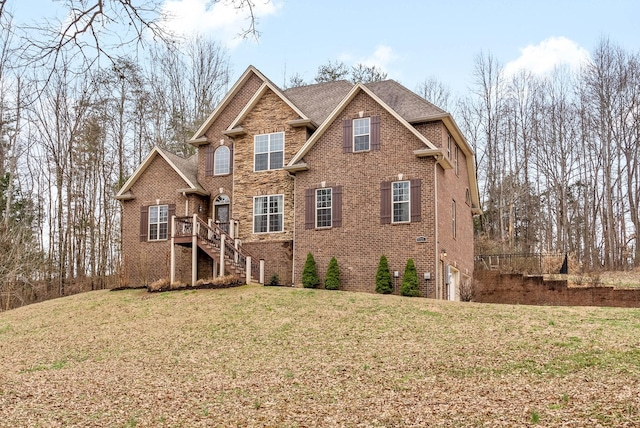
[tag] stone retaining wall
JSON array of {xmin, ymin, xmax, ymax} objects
[{"xmin": 474, "ymin": 270, "xmax": 640, "ymax": 308}]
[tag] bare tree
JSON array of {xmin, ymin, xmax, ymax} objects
[{"xmin": 416, "ymin": 76, "xmax": 452, "ymax": 111}]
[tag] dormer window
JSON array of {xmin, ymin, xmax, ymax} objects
[{"xmin": 254, "ymin": 132, "xmax": 284, "ymax": 171}]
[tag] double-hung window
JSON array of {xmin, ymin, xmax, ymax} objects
[
  {"xmin": 254, "ymin": 132, "xmax": 284, "ymax": 171},
  {"xmin": 353, "ymin": 118, "xmax": 370, "ymax": 152},
  {"xmin": 149, "ymin": 205, "xmax": 168, "ymax": 240},
  {"xmin": 392, "ymin": 181, "xmax": 410, "ymax": 223},
  {"xmin": 316, "ymin": 188, "xmax": 332, "ymax": 228},
  {"xmin": 253, "ymin": 195, "xmax": 284, "ymax": 233}
]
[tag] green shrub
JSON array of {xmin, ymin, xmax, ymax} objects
[
  {"xmin": 375, "ymin": 255, "xmax": 393, "ymax": 294},
  {"xmin": 324, "ymin": 257, "xmax": 340, "ymax": 290},
  {"xmin": 269, "ymin": 274, "xmax": 280, "ymax": 286},
  {"xmin": 400, "ymin": 258, "xmax": 420, "ymax": 297},
  {"xmin": 302, "ymin": 252, "xmax": 319, "ymax": 288}
]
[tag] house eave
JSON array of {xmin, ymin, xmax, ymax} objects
[
  {"xmin": 114, "ymin": 191, "xmax": 135, "ymax": 201},
  {"xmin": 189, "ymin": 137, "xmax": 209, "ymax": 146},
  {"xmin": 286, "ymin": 118, "xmax": 317, "ymax": 130},
  {"xmin": 413, "ymin": 148, "xmax": 453, "ymax": 169},
  {"xmin": 222, "ymin": 127, "xmax": 246, "ymax": 137},
  {"xmin": 283, "ymin": 162, "xmax": 309, "ymax": 172},
  {"xmin": 177, "ymin": 188, "xmax": 210, "ymax": 196}
]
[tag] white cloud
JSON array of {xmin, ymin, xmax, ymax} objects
[
  {"xmin": 337, "ymin": 45, "xmax": 398, "ymax": 77},
  {"xmin": 160, "ymin": 0, "xmax": 280, "ymax": 48},
  {"xmin": 504, "ymin": 36, "xmax": 590, "ymax": 77}
]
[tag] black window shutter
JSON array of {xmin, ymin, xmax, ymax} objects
[
  {"xmin": 228, "ymin": 143, "xmax": 234, "ymax": 173},
  {"xmin": 371, "ymin": 115, "xmax": 381, "ymax": 151},
  {"xmin": 205, "ymin": 145, "xmax": 214, "ymax": 176},
  {"xmin": 140, "ymin": 205, "xmax": 148, "ymax": 241},
  {"xmin": 410, "ymin": 179, "xmax": 422, "ymax": 222},
  {"xmin": 168, "ymin": 204, "xmax": 176, "ymax": 236},
  {"xmin": 332, "ymin": 186, "xmax": 342, "ymax": 228},
  {"xmin": 380, "ymin": 181, "xmax": 391, "ymax": 224},
  {"xmin": 343, "ymin": 119, "xmax": 353, "ymax": 153},
  {"xmin": 305, "ymin": 188, "xmax": 315, "ymax": 229}
]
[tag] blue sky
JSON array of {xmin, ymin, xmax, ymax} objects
[{"xmin": 12, "ymin": 0, "xmax": 640, "ymax": 98}]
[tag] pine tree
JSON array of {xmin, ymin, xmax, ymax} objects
[
  {"xmin": 400, "ymin": 258, "xmax": 420, "ymax": 297},
  {"xmin": 302, "ymin": 252, "xmax": 319, "ymax": 288},
  {"xmin": 324, "ymin": 257, "xmax": 340, "ymax": 290},
  {"xmin": 375, "ymin": 255, "xmax": 393, "ymax": 294}
]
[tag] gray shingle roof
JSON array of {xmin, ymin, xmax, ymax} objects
[
  {"xmin": 283, "ymin": 80, "xmax": 353, "ymax": 124},
  {"xmin": 283, "ymin": 79, "xmax": 447, "ymax": 125},
  {"xmin": 157, "ymin": 147, "xmax": 205, "ymax": 193},
  {"xmin": 365, "ymin": 80, "xmax": 446, "ymax": 120}
]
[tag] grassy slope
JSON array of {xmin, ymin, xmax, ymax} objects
[{"xmin": 1, "ymin": 285, "xmax": 639, "ymax": 427}]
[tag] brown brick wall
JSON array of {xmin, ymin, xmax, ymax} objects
[
  {"xmin": 435, "ymin": 125, "xmax": 475, "ymax": 299},
  {"xmin": 120, "ymin": 155, "xmax": 194, "ymax": 286},
  {"xmin": 294, "ymin": 91, "xmax": 440, "ymax": 295},
  {"xmin": 242, "ymin": 240, "xmax": 293, "ymax": 285},
  {"xmin": 474, "ymin": 271, "xmax": 640, "ymax": 307}
]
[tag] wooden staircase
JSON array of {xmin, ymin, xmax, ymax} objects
[{"xmin": 172, "ymin": 215, "xmax": 262, "ymax": 284}]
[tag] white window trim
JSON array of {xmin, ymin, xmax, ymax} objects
[
  {"xmin": 315, "ymin": 188, "xmax": 332, "ymax": 229},
  {"xmin": 253, "ymin": 194, "xmax": 284, "ymax": 234},
  {"xmin": 392, "ymin": 181, "xmax": 411, "ymax": 224},
  {"xmin": 254, "ymin": 132, "xmax": 285, "ymax": 172},
  {"xmin": 352, "ymin": 117, "xmax": 371, "ymax": 152},
  {"xmin": 214, "ymin": 145, "xmax": 230, "ymax": 176},
  {"xmin": 149, "ymin": 204, "xmax": 169, "ymax": 241}
]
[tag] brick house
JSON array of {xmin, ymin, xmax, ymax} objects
[{"xmin": 115, "ymin": 66, "xmax": 481, "ymax": 299}]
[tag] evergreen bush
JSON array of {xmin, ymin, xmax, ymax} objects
[
  {"xmin": 375, "ymin": 255, "xmax": 393, "ymax": 294},
  {"xmin": 269, "ymin": 274, "xmax": 280, "ymax": 286},
  {"xmin": 324, "ymin": 257, "xmax": 340, "ymax": 290},
  {"xmin": 400, "ymin": 258, "xmax": 420, "ymax": 297},
  {"xmin": 302, "ymin": 252, "xmax": 319, "ymax": 288}
]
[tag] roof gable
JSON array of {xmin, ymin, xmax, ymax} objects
[
  {"xmin": 226, "ymin": 81, "xmax": 310, "ymax": 131},
  {"xmin": 288, "ymin": 83, "xmax": 438, "ymax": 166},
  {"xmin": 190, "ymin": 66, "xmax": 268, "ymax": 142},
  {"xmin": 115, "ymin": 147, "xmax": 207, "ymax": 200}
]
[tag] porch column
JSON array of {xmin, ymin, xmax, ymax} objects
[
  {"xmin": 192, "ymin": 214, "xmax": 198, "ymax": 286},
  {"xmin": 259, "ymin": 259, "xmax": 265, "ymax": 285},
  {"xmin": 170, "ymin": 215, "xmax": 176, "ymax": 284},
  {"xmin": 229, "ymin": 219, "xmax": 234, "ymax": 240},
  {"xmin": 246, "ymin": 256, "xmax": 252, "ymax": 285},
  {"xmin": 219, "ymin": 234, "xmax": 225, "ymax": 277}
]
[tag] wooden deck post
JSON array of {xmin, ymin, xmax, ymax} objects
[
  {"xmin": 219, "ymin": 234, "xmax": 225, "ymax": 277},
  {"xmin": 246, "ymin": 256, "xmax": 252, "ymax": 285},
  {"xmin": 259, "ymin": 259, "xmax": 265, "ymax": 285},
  {"xmin": 170, "ymin": 215, "xmax": 176, "ymax": 284},
  {"xmin": 192, "ymin": 214, "xmax": 198, "ymax": 286}
]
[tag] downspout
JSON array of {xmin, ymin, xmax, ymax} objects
[{"xmin": 434, "ymin": 162, "xmax": 439, "ymax": 299}]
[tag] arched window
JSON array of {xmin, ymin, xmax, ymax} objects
[{"xmin": 214, "ymin": 145, "xmax": 230, "ymax": 175}]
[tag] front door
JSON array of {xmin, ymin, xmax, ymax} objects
[{"xmin": 215, "ymin": 204, "xmax": 229, "ymax": 233}]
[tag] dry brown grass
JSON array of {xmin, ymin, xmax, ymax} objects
[{"xmin": 1, "ymin": 285, "xmax": 640, "ymax": 427}]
